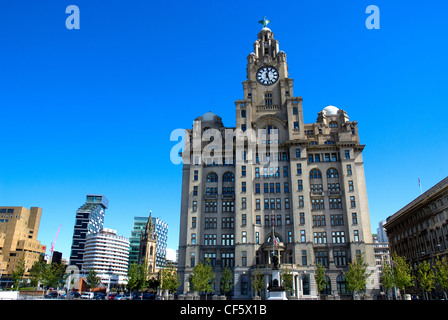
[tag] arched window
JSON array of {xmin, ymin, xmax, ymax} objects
[
  {"xmin": 309, "ymin": 169, "xmax": 322, "ymax": 180},
  {"xmin": 327, "ymin": 168, "xmax": 339, "ymax": 179},
  {"xmin": 329, "ymin": 121, "xmax": 338, "ymax": 128},
  {"xmin": 223, "ymin": 172, "xmax": 234, "ymax": 182},
  {"xmin": 337, "ymin": 274, "xmax": 348, "ymax": 294},
  {"xmin": 206, "ymin": 172, "xmax": 218, "ymax": 183}
]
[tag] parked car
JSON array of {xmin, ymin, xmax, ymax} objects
[
  {"xmin": 81, "ymin": 292, "xmax": 94, "ymax": 299},
  {"xmin": 114, "ymin": 294, "xmax": 127, "ymax": 300},
  {"xmin": 94, "ymin": 292, "xmax": 106, "ymax": 300},
  {"xmin": 108, "ymin": 293, "xmax": 117, "ymax": 300},
  {"xmin": 134, "ymin": 292, "xmax": 155, "ymax": 300},
  {"xmin": 44, "ymin": 292, "xmax": 59, "ymax": 299}
]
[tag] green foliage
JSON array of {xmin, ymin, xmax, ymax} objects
[
  {"xmin": 434, "ymin": 256, "xmax": 448, "ymax": 297},
  {"xmin": 392, "ymin": 253, "xmax": 414, "ymax": 293},
  {"xmin": 251, "ymin": 268, "xmax": 264, "ymax": 297},
  {"xmin": 85, "ymin": 269, "xmax": 102, "ymax": 290},
  {"xmin": 314, "ymin": 263, "xmax": 328, "ymax": 293},
  {"xmin": 191, "ymin": 259, "xmax": 215, "ymax": 297},
  {"xmin": 11, "ymin": 258, "xmax": 26, "ymax": 289},
  {"xmin": 220, "ymin": 267, "xmax": 233, "ymax": 295},
  {"xmin": 345, "ymin": 253, "xmax": 369, "ymax": 296},
  {"xmin": 281, "ymin": 267, "xmax": 294, "ymax": 295},
  {"xmin": 160, "ymin": 262, "xmax": 180, "ymax": 294}
]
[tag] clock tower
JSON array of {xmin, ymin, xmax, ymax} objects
[{"xmin": 177, "ymin": 19, "xmax": 376, "ymax": 299}]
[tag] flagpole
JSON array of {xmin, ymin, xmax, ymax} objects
[{"xmin": 418, "ymin": 177, "xmax": 423, "ymax": 195}]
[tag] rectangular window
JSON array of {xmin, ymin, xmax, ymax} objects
[
  {"xmin": 192, "ymin": 217, "xmax": 196, "ymax": 228},
  {"xmin": 242, "ymin": 197, "xmax": 247, "ymax": 209},
  {"xmin": 255, "ymin": 183, "xmax": 260, "ymax": 194},
  {"xmin": 242, "ymin": 251, "xmax": 247, "ymax": 266},
  {"xmin": 294, "ymin": 121, "xmax": 299, "ymax": 129},
  {"xmin": 286, "ymin": 214, "xmax": 291, "ymax": 225},
  {"xmin": 347, "ymin": 164, "xmax": 352, "ymax": 176},
  {"xmin": 194, "ymin": 170, "xmax": 198, "ymax": 181},
  {"xmin": 332, "ymin": 231, "xmax": 345, "ymax": 244},
  {"xmin": 301, "ymin": 250, "xmax": 307, "ymax": 265},
  {"xmin": 300, "ymin": 230, "xmax": 306, "ymax": 242},
  {"xmin": 350, "ymin": 196, "xmax": 356, "ymax": 208},
  {"xmin": 192, "ymin": 201, "xmax": 197, "ymax": 212},
  {"xmin": 298, "ymin": 196, "xmax": 304, "ymax": 208},
  {"xmin": 299, "ymin": 212, "xmax": 305, "ymax": 224},
  {"xmin": 348, "ymin": 181, "xmax": 354, "ymax": 191},
  {"xmin": 283, "ymin": 166, "xmax": 289, "ymax": 177},
  {"xmin": 296, "ymin": 149, "xmax": 301, "ymax": 158},
  {"xmin": 242, "ymin": 181, "xmax": 246, "ymax": 192},
  {"xmin": 241, "ymin": 166, "xmax": 246, "ymax": 177},
  {"xmin": 352, "ymin": 212, "xmax": 358, "ymax": 224},
  {"xmin": 285, "ymin": 198, "xmax": 290, "ymax": 209},
  {"xmin": 298, "ymin": 180, "xmax": 303, "ymax": 191},
  {"xmin": 354, "ymin": 230, "xmax": 359, "ymax": 242},
  {"xmin": 256, "ymin": 215, "xmax": 261, "ymax": 225},
  {"xmin": 193, "ymin": 186, "xmax": 198, "ymax": 196},
  {"xmin": 191, "ymin": 233, "xmax": 196, "ymax": 245},
  {"xmin": 255, "ymin": 167, "xmax": 260, "ymax": 178},
  {"xmin": 256, "ymin": 199, "xmax": 260, "ymax": 210},
  {"xmin": 296, "ymin": 163, "xmax": 302, "ymax": 175},
  {"xmin": 242, "ymin": 231, "xmax": 247, "ymax": 243},
  {"xmin": 330, "ymin": 214, "xmax": 344, "ymax": 226},
  {"xmin": 345, "ymin": 150, "xmax": 350, "ymax": 159}
]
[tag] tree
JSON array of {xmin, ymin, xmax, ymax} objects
[
  {"xmin": 380, "ymin": 261, "xmax": 395, "ymax": 298},
  {"xmin": 127, "ymin": 260, "xmax": 150, "ymax": 297},
  {"xmin": 42, "ymin": 262, "xmax": 66, "ymax": 290},
  {"xmin": 251, "ymin": 268, "xmax": 264, "ymax": 298},
  {"xmin": 160, "ymin": 262, "xmax": 180, "ymax": 294},
  {"xmin": 220, "ymin": 267, "xmax": 233, "ymax": 296},
  {"xmin": 391, "ymin": 253, "xmax": 413, "ymax": 299},
  {"xmin": 416, "ymin": 260, "xmax": 435, "ymax": 300},
  {"xmin": 314, "ymin": 263, "xmax": 328, "ymax": 298},
  {"xmin": 281, "ymin": 267, "xmax": 294, "ymax": 297},
  {"xmin": 29, "ymin": 258, "xmax": 46, "ymax": 288},
  {"xmin": 434, "ymin": 256, "xmax": 448, "ymax": 300},
  {"xmin": 191, "ymin": 259, "xmax": 215, "ymax": 299},
  {"xmin": 345, "ymin": 253, "xmax": 370, "ymax": 299},
  {"xmin": 85, "ymin": 269, "xmax": 101, "ymax": 291},
  {"xmin": 11, "ymin": 258, "xmax": 26, "ymax": 290}
]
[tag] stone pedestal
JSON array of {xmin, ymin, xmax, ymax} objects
[{"xmin": 267, "ymin": 269, "xmax": 287, "ymax": 300}]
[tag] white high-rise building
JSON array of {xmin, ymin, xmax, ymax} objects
[{"xmin": 82, "ymin": 228, "xmax": 130, "ymax": 286}]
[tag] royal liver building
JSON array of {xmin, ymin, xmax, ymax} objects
[{"xmin": 177, "ymin": 20, "xmax": 376, "ymax": 299}]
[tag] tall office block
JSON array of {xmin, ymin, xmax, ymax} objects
[
  {"xmin": 0, "ymin": 207, "xmax": 46, "ymax": 281},
  {"xmin": 69, "ymin": 195, "xmax": 108, "ymax": 270},
  {"xmin": 177, "ymin": 21, "xmax": 375, "ymax": 299}
]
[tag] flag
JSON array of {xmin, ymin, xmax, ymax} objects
[{"xmin": 274, "ymin": 237, "xmax": 279, "ymax": 247}]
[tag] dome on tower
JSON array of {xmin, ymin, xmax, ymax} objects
[
  {"xmin": 322, "ymin": 105, "xmax": 339, "ymax": 115},
  {"xmin": 202, "ymin": 111, "xmax": 218, "ymax": 121}
]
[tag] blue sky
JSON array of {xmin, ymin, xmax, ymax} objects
[{"xmin": 1, "ymin": 0, "xmax": 447, "ymax": 260}]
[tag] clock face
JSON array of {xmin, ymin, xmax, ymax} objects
[{"xmin": 256, "ymin": 66, "xmax": 279, "ymax": 85}]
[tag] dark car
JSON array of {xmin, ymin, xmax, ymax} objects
[
  {"xmin": 67, "ymin": 291, "xmax": 81, "ymax": 299},
  {"xmin": 94, "ymin": 292, "xmax": 106, "ymax": 300},
  {"xmin": 44, "ymin": 292, "xmax": 59, "ymax": 299},
  {"xmin": 134, "ymin": 292, "xmax": 155, "ymax": 300}
]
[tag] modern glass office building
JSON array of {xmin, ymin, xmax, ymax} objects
[
  {"xmin": 129, "ymin": 213, "xmax": 168, "ymax": 268},
  {"xmin": 69, "ymin": 195, "xmax": 108, "ymax": 270}
]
